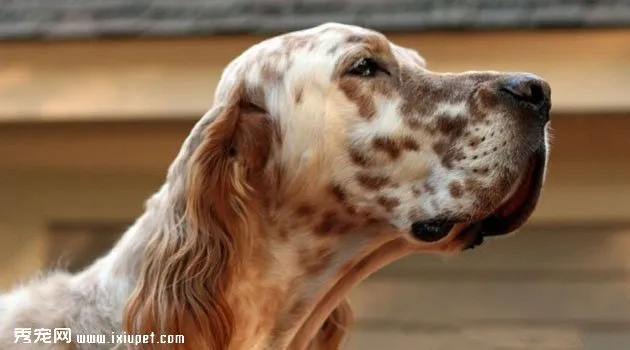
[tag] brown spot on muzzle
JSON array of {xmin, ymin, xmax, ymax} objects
[
  {"xmin": 376, "ymin": 196, "xmax": 400, "ymax": 212},
  {"xmin": 356, "ymin": 172, "xmax": 390, "ymax": 190},
  {"xmin": 373, "ymin": 137, "xmax": 401, "ymax": 159},
  {"xmin": 372, "ymin": 136, "xmax": 420, "ymax": 160},
  {"xmin": 398, "ymin": 70, "xmax": 496, "ymax": 131},
  {"xmin": 402, "ymin": 137, "xmax": 420, "ymax": 151},
  {"xmin": 449, "ymin": 181, "xmax": 463, "ymax": 198},
  {"xmin": 436, "ymin": 116, "xmax": 468, "ymax": 138},
  {"xmin": 397, "ymin": 72, "xmax": 460, "ymax": 124},
  {"xmin": 372, "ymin": 137, "xmax": 399, "ymax": 159},
  {"xmin": 476, "ymin": 86, "xmax": 499, "ymax": 110},
  {"xmin": 348, "ymin": 148, "xmax": 374, "ymax": 168},
  {"xmin": 433, "ymin": 140, "xmax": 462, "ymax": 169},
  {"xmin": 466, "ymin": 73, "xmax": 515, "ymax": 123}
]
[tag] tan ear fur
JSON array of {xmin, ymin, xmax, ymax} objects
[{"xmin": 123, "ymin": 85, "xmax": 272, "ymax": 350}]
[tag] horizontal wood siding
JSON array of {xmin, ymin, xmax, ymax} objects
[
  {"xmin": 346, "ymin": 224, "xmax": 630, "ymax": 350},
  {"xmin": 0, "ymin": 30, "xmax": 629, "ymax": 121}
]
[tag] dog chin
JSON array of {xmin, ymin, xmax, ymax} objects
[{"xmin": 409, "ymin": 147, "xmax": 547, "ymax": 250}]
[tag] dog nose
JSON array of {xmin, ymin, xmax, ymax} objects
[{"xmin": 500, "ymin": 73, "xmax": 551, "ymax": 109}]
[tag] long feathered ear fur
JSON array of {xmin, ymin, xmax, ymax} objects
[{"xmin": 123, "ymin": 85, "xmax": 272, "ymax": 349}]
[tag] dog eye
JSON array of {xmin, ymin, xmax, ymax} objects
[{"xmin": 347, "ymin": 58, "xmax": 382, "ymax": 77}]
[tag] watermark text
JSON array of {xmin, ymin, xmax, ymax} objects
[{"xmin": 14, "ymin": 328, "xmax": 184, "ymax": 345}]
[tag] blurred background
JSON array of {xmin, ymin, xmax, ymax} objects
[{"xmin": 0, "ymin": 0, "xmax": 629, "ymax": 349}]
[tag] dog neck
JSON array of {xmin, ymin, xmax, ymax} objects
[
  {"xmin": 95, "ymin": 184, "xmax": 417, "ymax": 350},
  {"xmin": 280, "ymin": 235, "xmax": 416, "ymax": 350}
]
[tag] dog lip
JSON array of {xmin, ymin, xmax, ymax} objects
[
  {"xmin": 481, "ymin": 148, "xmax": 546, "ymax": 235},
  {"xmin": 409, "ymin": 148, "xmax": 546, "ymax": 247},
  {"xmin": 460, "ymin": 148, "xmax": 546, "ymax": 249}
]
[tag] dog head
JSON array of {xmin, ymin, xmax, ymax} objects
[{"xmin": 207, "ymin": 22, "xmax": 551, "ymax": 250}]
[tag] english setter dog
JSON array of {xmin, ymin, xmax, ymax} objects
[{"xmin": 0, "ymin": 23, "xmax": 551, "ymax": 349}]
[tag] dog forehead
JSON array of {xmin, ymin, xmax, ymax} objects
[
  {"xmin": 219, "ymin": 23, "xmax": 430, "ymax": 119},
  {"xmin": 269, "ymin": 23, "xmax": 393, "ymax": 62},
  {"xmin": 298, "ymin": 22, "xmax": 376, "ymax": 44},
  {"xmin": 278, "ymin": 25, "xmax": 425, "ymax": 77},
  {"xmin": 226, "ymin": 26, "xmax": 356, "ymax": 94}
]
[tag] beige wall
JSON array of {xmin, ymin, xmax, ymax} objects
[
  {"xmin": 0, "ymin": 29, "xmax": 628, "ymax": 122},
  {"xmin": 346, "ymin": 223, "xmax": 630, "ymax": 349},
  {"xmin": 0, "ymin": 169, "xmax": 161, "ymax": 287}
]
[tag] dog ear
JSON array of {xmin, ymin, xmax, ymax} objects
[{"xmin": 124, "ymin": 85, "xmax": 272, "ymax": 349}]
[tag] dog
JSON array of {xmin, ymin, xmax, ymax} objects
[{"xmin": 0, "ymin": 22, "xmax": 551, "ymax": 349}]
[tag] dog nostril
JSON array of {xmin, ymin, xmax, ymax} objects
[
  {"xmin": 530, "ymin": 84, "xmax": 545, "ymax": 105},
  {"xmin": 500, "ymin": 74, "xmax": 550, "ymax": 107}
]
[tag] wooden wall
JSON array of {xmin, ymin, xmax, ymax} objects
[
  {"xmin": 347, "ymin": 223, "xmax": 630, "ymax": 349},
  {"xmin": 0, "ymin": 29, "xmax": 629, "ymax": 122}
]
